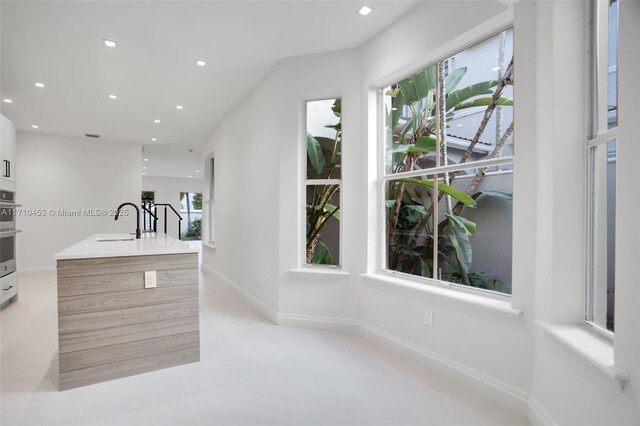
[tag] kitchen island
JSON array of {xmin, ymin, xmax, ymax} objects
[{"xmin": 55, "ymin": 233, "xmax": 200, "ymax": 390}]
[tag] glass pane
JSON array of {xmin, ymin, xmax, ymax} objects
[
  {"xmin": 445, "ymin": 28, "xmax": 514, "ymax": 164},
  {"xmin": 607, "ymin": 0, "xmax": 619, "ymax": 129},
  {"xmin": 306, "ymin": 184, "xmax": 340, "ymax": 266},
  {"xmin": 383, "ymin": 64, "xmax": 438, "ymax": 175},
  {"xmin": 141, "ymin": 191, "xmax": 154, "ymax": 203},
  {"xmin": 306, "ymin": 99, "xmax": 341, "ymax": 180},
  {"xmin": 209, "ymin": 158, "xmax": 215, "ymax": 200},
  {"xmin": 384, "ymin": 168, "xmax": 513, "ymax": 295},
  {"xmin": 0, "ymin": 206, "xmax": 14, "ymax": 224},
  {"xmin": 208, "ymin": 202, "xmax": 215, "ymax": 243},
  {"xmin": 1, "ymin": 235, "xmax": 14, "ymax": 263},
  {"xmin": 180, "ymin": 193, "xmax": 202, "ymax": 241},
  {"xmin": 438, "ymin": 171, "xmax": 513, "ymax": 294},
  {"xmin": 383, "ymin": 29, "xmax": 514, "ymax": 175},
  {"xmin": 385, "ymin": 175, "xmax": 436, "ymax": 279},
  {"xmin": 589, "ymin": 140, "xmax": 616, "ymax": 331}
]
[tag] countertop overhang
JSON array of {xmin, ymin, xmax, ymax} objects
[{"xmin": 55, "ymin": 233, "xmax": 199, "ymax": 260}]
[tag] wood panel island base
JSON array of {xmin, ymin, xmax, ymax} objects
[{"xmin": 55, "ymin": 234, "xmax": 200, "ymax": 391}]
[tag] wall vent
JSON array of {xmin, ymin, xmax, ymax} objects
[{"xmin": 85, "ymin": 133, "xmax": 100, "ymax": 138}]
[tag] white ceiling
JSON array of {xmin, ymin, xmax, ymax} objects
[
  {"xmin": 0, "ymin": 0, "xmax": 419, "ymax": 178},
  {"xmin": 142, "ymin": 143, "xmax": 204, "ymax": 180}
]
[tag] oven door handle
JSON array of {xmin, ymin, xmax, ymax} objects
[
  {"xmin": 0, "ymin": 230, "xmax": 22, "ymax": 235},
  {"xmin": 0, "ymin": 203, "xmax": 21, "ymax": 207}
]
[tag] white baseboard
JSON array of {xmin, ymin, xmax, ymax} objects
[
  {"xmin": 201, "ymin": 263, "xmax": 554, "ymax": 424},
  {"xmin": 277, "ymin": 312, "xmax": 359, "ymax": 332},
  {"xmin": 18, "ymin": 267, "xmax": 56, "ymax": 276},
  {"xmin": 528, "ymin": 396, "xmax": 556, "ymax": 426},
  {"xmin": 359, "ymin": 321, "xmax": 530, "ymax": 416},
  {"xmin": 201, "ymin": 264, "xmax": 278, "ymax": 323}
]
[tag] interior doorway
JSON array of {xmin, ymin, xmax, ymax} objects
[{"xmin": 180, "ymin": 192, "xmax": 202, "ymax": 240}]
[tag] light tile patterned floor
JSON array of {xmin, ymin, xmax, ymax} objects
[{"xmin": 1, "ymin": 269, "xmax": 528, "ymax": 425}]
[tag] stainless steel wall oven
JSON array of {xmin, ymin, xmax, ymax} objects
[
  {"xmin": 0, "ymin": 190, "xmax": 16, "ymax": 230},
  {"xmin": 0, "ymin": 229, "xmax": 17, "ymax": 277}
]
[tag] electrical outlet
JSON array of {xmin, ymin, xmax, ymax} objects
[
  {"xmin": 423, "ymin": 309, "xmax": 433, "ymax": 327},
  {"xmin": 144, "ymin": 271, "xmax": 157, "ymax": 288}
]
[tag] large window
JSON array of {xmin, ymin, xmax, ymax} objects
[
  {"xmin": 304, "ymin": 98, "xmax": 342, "ymax": 267},
  {"xmin": 381, "ymin": 29, "xmax": 514, "ymax": 295},
  {"xmin": 141, "ymin": 191, "xmax": 155, "ymax": 232},
  {"xmin": 180, "ymin": 192, "xmax": 202, "ymax": 241},
  {"xmin": 587, "ymin": 0, "xmax": 618, "ymax": 334}
]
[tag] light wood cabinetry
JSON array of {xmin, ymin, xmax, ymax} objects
[{"xmin": 57, "ymin": 252, "xmax": 200, "ymax": 390}]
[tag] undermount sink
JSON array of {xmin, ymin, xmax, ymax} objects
[{"xmin": 94, "ymin": 236, "xmax": 135, "ymax": 242}]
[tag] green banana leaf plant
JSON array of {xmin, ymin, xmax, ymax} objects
[
  {"xmin": 386, "ymin": 57, "xmax": 514, "ymax": 292},
  {"xmin": 306, "ymin": 99, "xmax": 342, "ymax": 264}
]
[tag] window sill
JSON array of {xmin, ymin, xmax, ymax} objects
[
  {"xmin": 536, "ymin": 320, "xmax": 628, "ymax": 385},
  {"xmin": 203, "ymin": 242, "xmax": 216, "ymax": 249},
  {"xmin": 360, "ymin": 273, "xmax": 522, "ymax": 318},
  {"xmin": 289, "ymin": 268, "xmax": 350, "ymax": 277}
]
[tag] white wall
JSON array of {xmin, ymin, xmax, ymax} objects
[
  {"xmin": 202, "ymin": 45, "xmax": 364, "ymax": 322},
  {"xmin": 201, "ymin": 1, "xmax": 640, "ymax": 424},
  {"xmin": 16, "ymin": 131, "xmax": 141, "ymax": 271},
  {"xmin": 275, "ymin": 49, "xmax": 362, "ymax": 324},
  {"xmin": 357, "ymin": 2, "xmax": 534, "ymax": 406},
  {"xmin": 527, "ymin": 1, "xmax": 640, "ymax": 425},
  {"xmin": 142, "ymin": 175, "xmax": 203, "ymax": 238},
  {"xmin": 201, "ymin": 65, "xmax": 283, "ymax": 312}
]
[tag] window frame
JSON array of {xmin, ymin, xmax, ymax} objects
[
  {"xmin": 376, "ymin": 27, "xmax": 515, "ymax": 299},
  {"xmin": 300, "ymin": 96, "xmax": 344, "ymax": 270},
  {"xmin": 204, "ymin": 154, "xmax": 215, "ymax": 246},
  {"xmin": 585, "ymin": 0, "xmax": 618, "ymax": 339}
]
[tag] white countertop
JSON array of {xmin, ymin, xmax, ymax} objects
[{"xmin": 55, "ymin": 233, "xmax": 199, "ymax": 260}]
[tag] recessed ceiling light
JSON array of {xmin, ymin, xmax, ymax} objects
[
  {"xmin": 109, "ymin": 94, "xmax": 117, "ymax": 100},
  {"xmin": 31, "ymin": 124, "xmax": 39, "ymax": 129},
  {"xmin": 103, "ymin": 39, "xmax": 117, "ymax": 48},
  {"xmin": 34, "ymin": 82, "xmax": 45, "ymax": 88},
  {"xmin": 151, "ymin": 138, "xmax": 157, "ymax": 141},
  {"xmin": 143, "ymin": 166, "xmax": 146, "ymax": 170},
  {"xmin": 196, "ymin": 170, "xmax": 199, "ymax": 173},
  {"xmin": 358, "ymin": 6, "xmax": 373, "ymax": 15},
  {"xmin": 196, "ymin": 60, "xmax": 206, "ymax": 67},
  {"xmin": 176, "ymin": 105, "xmax": 183, "ymax": 110},
  {"xmin": 154, "ymin": 119, "xmax": 161, "ymax": 123},
  {"xmin": 491, "ymin": 66, "xmax": 502, "ymax": 71},
  {"xmin": 456, "ymin": 124, "xmax": 463, "ymax": 127},
  {"xmin": 3, "ymin": 99, "xmax": 13, "ymax": 104},
  {"xmin": 142, "ymin": 173, "xmax": 146, "ymax": 176},
  {"xmin": 144, "ymin": 158, "xmax": 149, "ymax": 162},
  {"xmin": 188, "ymin": 176, "xmax": 192, "ymax": 178}
]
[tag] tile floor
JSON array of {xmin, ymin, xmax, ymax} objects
[{"xmin": 1, "ymin": 269, "xmax": 529, "ymax": 425}]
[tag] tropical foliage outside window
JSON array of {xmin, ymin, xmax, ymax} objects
[
  {"xmin": 305, "ymin": 98, "xmax": 342, "ymax": 266},
  {"xmin": 141, "ymin": 191, "xmax": 155, "ymax": 203},
  {"xmin": 383, "ymin": 29, "xmax": 514, "ymax": 294},
  {"xmin": 180, "ymin": 192, "xmax": 202, "ymax": 240}
]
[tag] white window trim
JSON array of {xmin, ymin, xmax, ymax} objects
[
  {"xmin": 584, "ymin": 0, "xmax": 617, "ymax": 338},
  {"xmin": 204, "ymin": 152, "xmax": 215, "ymax": 247},
  {"xmin": 361, "ymin": 272, "xmax": 521, "ymax": 317},
  {"xmin": 537, "ymin": 320, "xmax": 627, "ymax": 386},
  {"xmin": 376, "ymin": 29, "xmax": 516, "ymax": 299},
  {"xmin": 300, "ymin": 96, "xmax": 344, "ymax": 271}
]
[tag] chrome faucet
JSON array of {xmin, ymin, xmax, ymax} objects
[{"xmin": 114, "ymin": 202, "xmax": 141, "ymax": 239}]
